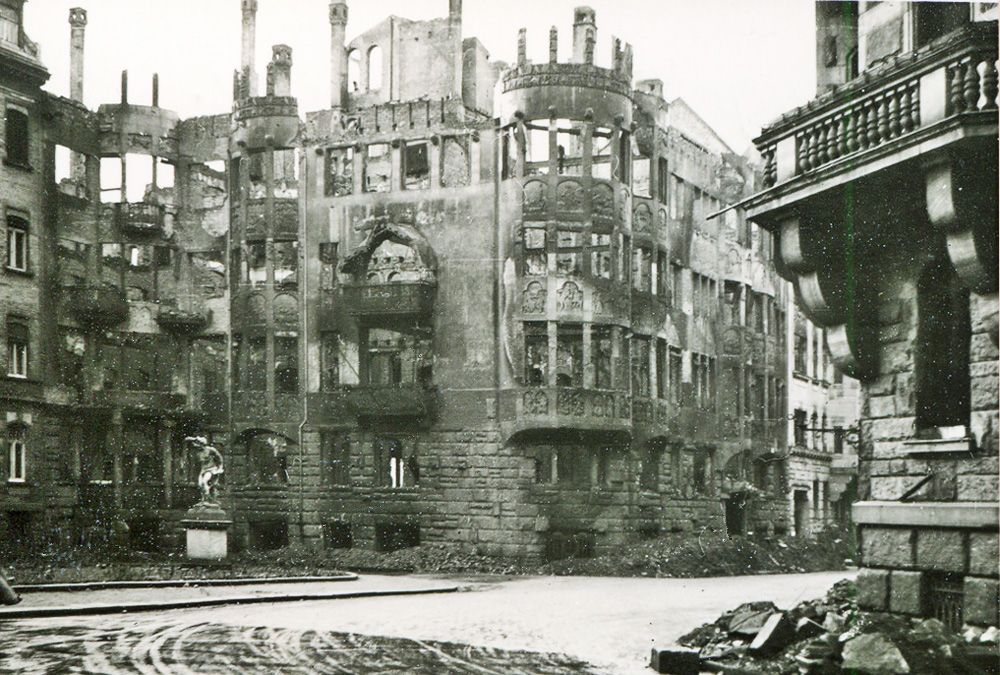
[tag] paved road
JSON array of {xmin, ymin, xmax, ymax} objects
[{"xmin": 1, "ymin": 570, "xmax": 853, "ymax": 674}]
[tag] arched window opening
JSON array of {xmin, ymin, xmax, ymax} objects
[
  {"xmin": 347, "ymin": 49, "xmax": 361, "ymax": 92},
  {"xmin": 367, "ymin": 45, "xmax": 383, "ymax": 91}
]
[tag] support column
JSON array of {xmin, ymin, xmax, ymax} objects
[
  {"xmin": 161, "ymin": 418, "xmax": 175, "ymax": 509},
  {"xmin": 68, "ymin": 7, "xmax": 87, "ymax": 181},
  {"xmin": 110, "ymin": 411, "xmax": 124, "ymax": 510},
  {"xmin": 241, "ymin": 0, "xmax": 259, "ymax": 96},
  {"xmin": 329, "ymin": 0, "xmax": 348, "ymax": 108}
]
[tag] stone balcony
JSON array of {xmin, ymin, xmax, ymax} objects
[
  {"xmin": 115, "ymin": 201, "xmax": 165, "ymax": 236},
  {"xmin": 156, "ymin": 302, "xmax": 212, "ymax": 335},
  {"xmin": 755, "ymin": 22, "xmax": 997, "ymax": 194},
  {"xmin": 340, "ymin": 280, "xmax": 436, "ymax": 328},
  {"xmin": 233, "ymin": 95, "xmax": 299, "ymax": 152},
  {"xmin": 68, "ymin": 283, "xmax": 129, "ymax": 329},
  {"xmin": 343, "ymin": 384, "xmax": 437, "ymax": 422},
  {"xmin": 498, "ymin": 387, "xmax": 631, "ymax": 441}
]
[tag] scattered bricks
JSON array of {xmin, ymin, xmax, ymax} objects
[
  {"xmin": 748, "ymin": 612, "xmax": 795, "ymax": 656},
  {"xmin": 856, "ymin": 568, "xmax": 890, "ymax": 611},
  {"xmin": 822, "ymin": 611, "xmax": 847, "ymax": 634},
  {"xmin": 649, "ymin": 646, "xmax": 699, "ymax": 675},
  {"xmin": 889, "ymin": 570, "xmax": 924, "ymax": 615},
  {"xmin": 963, "ymin": 577, "xmax": 1000, "ymax": 627},
  {"xmin": 862, "ymin": 527, "xmax": 914, "ymax": 568},
  {"xmin": 916, "ymin": 530, "xmax": 966, "ymax": 573},
  {"xmin": 968, "ymin": 533, "xmax": 999, "ymax": 577}
]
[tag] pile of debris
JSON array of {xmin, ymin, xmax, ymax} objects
[{"xmin": 651, "ymin": 580, "xmax": 999, "ymax": 674}]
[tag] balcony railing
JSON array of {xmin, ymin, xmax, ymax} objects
[
  {"xmin": 68, "ymin": 283, "xmax": 129, "ymax": 328},
  {"xmin": 344, "ymin": 384, "xmax": 436, "ymax": 420},
  {"xmin": 498, "ymin": 387, "xmax": 631, "ymax": 439},
  {"xmin": 341, "ymin": 280, "xmax": 436, "ymax": 326},
  {"xmin": 116, "ymin": 202, "xmax": 165, "ymax": 235},
  {"xmin": 757, "ymin": 23, "xmax": 997, "ymax": 188}
]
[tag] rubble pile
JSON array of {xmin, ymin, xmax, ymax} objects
[{"xmin": 651, "ymin": 580, "xmax": 1000, "ymax": 674}]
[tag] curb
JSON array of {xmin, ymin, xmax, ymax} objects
[
  {"xmin": 13, "ymin": 573, "xmax": 358, "ymax": 594},
  {"xmin": 0, "ymin": 585, "xmax": 459, "ymax": 620}
]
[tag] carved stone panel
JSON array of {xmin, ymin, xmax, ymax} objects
[
  {"xmin": 522, "ymin": 280, "xmax": 546, "ymax": 314},
  {"xmin": 557, "ymin": 281, "xmax": 583, "ymax": 312}
]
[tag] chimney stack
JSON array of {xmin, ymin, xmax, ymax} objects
[
  {"xmin": 241, "ymin": 0, "xmax": 258, "ymax": 96},
  {"xmin": 572, "ymin": 7, "xmax": 596, "ymax": 64},
  {"xmin": 449, "ymin": 0, "xmax": 463, "ymax": 99},
  {"xmin": 329, "ymin": 0, "xmax": 348, "ymax": 107},
  {"xmin": 268, "ymin": 45, "xmax": 292, "ymax": 97},
  {"xmin": 68, "ymin": 8, "xmax": 88, "ymax": 181}
]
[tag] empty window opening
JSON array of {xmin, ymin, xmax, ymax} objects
[
  {"xmin": 347, "ymin": 49, "xmax": 362, "ymax": 91},
  {"xmin": 524, "ymin": 322, "xmax": 548, "ymax": 386},
  {"xmin": 631, "ymin": 335, "xmax": 651, "ymax": 397},
  {"xmin": 320, "ymin": 332, "xmax": 342, "ymax": 392},
  {"xmin": 247, "ymin": 242, "xmax": 267, "ymax": 286},
  {"xmin": 375, "ymin": 521, "xmax": 419, "ymax": 552},
  {"xmin": 274, "ymin": 334, "xmax": 299, "ymax": 394},
  {"xmin": 7, "ymin": 435, "xmax": 25, "ymax": 482},
  {"xmin": 402, "ymin": 141, "xmax": 430, "ymax": 190},
  {"xmin": 639, "ymin": 444, "xmax": 660, "ymax": 490},
  {"xmin": 556, "ymin": 230, "xmax": 583, "ymax": 276},
  {"xmin": 249, "ymin": 519, "xmax": 289, "ymax": 551},
  {"xmin": 657, "ymin": 157, "xmax": 668, "ymax": 202},
  {"xmin": 615, "ymin": 130, "xmax": 630, "ymax": 183},
  {"xmin": 525, "ymin": 120, "xmax": 550, "ymax": 175},
  {"xmin": 326, "ymin": 147, "xmax": 354, "ymax": 196},
  {"xmin": 324, "ymin": 520, "xmax": 353, "ymax": 549},
  {"xmin": 555, "ymin": 323, "xmax": 583, "ymax": 387},
  {"xmin": 375, "ymin": 437, "xmax": 418, "ymax": 488},
  {"xmin": 4, "ymin": 108, "xmax": 28, "ymax": 167},
  {"xmin": 0, "ymin": 6, "xmax": 18, "ymax": 46},
  {"xmin": 322, "ymin": 432, "xmax": 350, "ymax": 486},
  {"xmin": 632, "ymin": 246, "xmax": 652, "ymax": 292},
  {"xmin": 590, "ymin": 233, "xmax": 611, "ymax": 279},
  {"xmin": 632, "ymin": 136, "xmax": 651, "ymax": 198},
  {"xmin": 501, "ymin": 126, "xmax": 518, "ymax": 179},
  {"xmin": 556, "ymin": 446, "xmax": 590, "ymax": 486},
  {"xmin": 365, "ymin": 329, "xmax": 431, "ymax": 387},
  {"xmin": 668, "ymin": 347, "xmax": 682, "ymax": 404},
  {"xmin": 54, "ymin": 144, "xmax": 73, "ymax": 184},
  {"xmin": 591, "ymin": 127, "xmax": 613, "ymax": 180},
  {"xmin": 246, "ymin": 432, "xmax": 289, "ymax": 484},
  {"xmin": 364, "ymin": 143, "xmax": 391, "ymax": 193},
  {"xmin": 915, "ymin": 2, "xmax": 970, "ymax": 48},
  {"xmin": 656, "ymin": 339, "xmax": 668, "ymax": 399},
  {"xmin": 523, "ymin": 222, "xmax": 547, "ymax": 276},
  {"xmin": 100, "ymin": 157, "xmax": 123, "ymax": 203},
  {"xmin": 592, "ymin": 325, "xmax": 614, "ymax": 390},
  {"xmin": 441, "ymin": 136, "xmax": 470, "ymax": 187},
  {"xmin": 273, "ymin": 240, "xmax": 298, "ymax": 287},
  {"xmin": 367, "ymin": 45, "xmax": 383, "ymax": 91},
  {"xmin": 554, "ymin": 119, "xmax": 583, "ymax": 176}
]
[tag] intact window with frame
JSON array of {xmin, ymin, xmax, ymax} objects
[
  {"xmin": 554, "ymin": 119, "xmax": 583, "ymax": 176},
  {"xmin": 631, "ymin": 336, "xmax": 651, "ymax": 397},
  {"xmin": 364, "ymin": 143, "xmax": 391, "ymax": 193},
  {"xmin": 4, "ymin": 107, "xmax": 29, "ymax": 168},
  {"xmin": 591, "ymin": 127, "xmax": 613, "ymax": 180},
  {"xmin": 524, "ymin": 322, "xmax": 548, "ymax": 386},
  {"xmin": 325, "ymin": 147, "xmax": 354, "ymax": 197},
  {"xmin": 6, "ymin": 215, "xmax": 28, "ymax": 272},
  {"xmin": 322, "ymin": 432, "xmax": 350, "ymax": 486},
  {"xmin": 590, "ymin": 233, "xmax": 611, "ymax": 279},
  {"xmin": 6, "ymin": 319, "xmax": 27, "ymax": 379},
  {"xmin": 592, "ymin": 325, "xmax": 613, "ymax": 389},
  {"xmin": 8, "ymin": 434, "xmax": 25, "ymax": 483},
  {"xmin": 523, "ymin": 222, "xmax": 547, "ymax": 276},
  {"xmin": 402, "ymin": 141, "xmax": 430, "ymax": 190},
  {"xmin": 556, "ymin": 230, "xmax": 583, "ymax": 276},
  {"xmin": 555, "ymin": 323, "xmax": 583, "ymax": 387}
]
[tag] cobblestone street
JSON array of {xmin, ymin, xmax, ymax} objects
[{"xmin": 0, "ymin": 571, "xmax": 852, "ymax": 674}]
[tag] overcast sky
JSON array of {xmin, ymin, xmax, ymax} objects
[{"xmin": 23, "ymin": 0, "xmax": 816, "ymax": 153}]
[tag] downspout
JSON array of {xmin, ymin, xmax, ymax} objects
[{"xmin": 298, "ymin": 147, "xmax": 309, "ymax": 541}]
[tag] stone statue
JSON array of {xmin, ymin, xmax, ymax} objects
[{"xmin": 186, "ymin": 436, "xmax": 224, "ymax": 505}]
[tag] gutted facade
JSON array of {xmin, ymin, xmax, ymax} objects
[
  {"xmin": 748, "ymin": 2, "xmax": 998, "ymax": 627},
  {"xmin": 1, "ymin": 0, "xmax": 852, "ymax": 559}
]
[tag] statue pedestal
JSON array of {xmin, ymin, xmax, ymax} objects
[{"xmin": 181, "ymin": 502, "xmax": 231, "ymax": 561}]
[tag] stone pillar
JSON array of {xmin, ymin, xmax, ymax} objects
[
  {"xmin": 161, "ymin": 419, "xmax": 174, "ymax": 509},
  {"xmin": 572, "ymin": 7, "xmax": 596, "ymax": 64},
  {"xmin": 110, "ymin": 411, "xmax": 124, "ymax": 510},
  {"xmin": 329, "ymin": 0, "xmax": 348, "ymax": 108},
  {"xmin": 268, "ymin": 45, "xmax": 292, "ymax": 96},
  {"xmin": 241, "ymin": 0, "xmax": 258, "ymax": 96},
  {"xmin": 68, "ymin": 8, "xmax": 87, "ymax": 181},
  {"xmin": 449, "ymin": 0, "xmax": 463, "ymax": 99}
]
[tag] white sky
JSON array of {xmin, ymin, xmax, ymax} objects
[{"xmin": 23, "ymin": 0, "xmax": 817, "ymax": 153}]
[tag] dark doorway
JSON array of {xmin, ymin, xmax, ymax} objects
[
  {"xmin": 249, "ymin": 519, "xmax": 289, "ymax": 551},
  {"xmin": 725, "ymin": 494, "xmax": 747, "ymax": 536}
]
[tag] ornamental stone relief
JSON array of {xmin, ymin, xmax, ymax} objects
[
  {"xmin": 557, "ymin": 281, "xmax": 583, "ymax": 312},
  {"xmin": 634, "ymin": 203, "xmax": 651, "ymax": 233},
  {"xmin": 523, "ymin": 180, "xmax": 546, "ymax": 213},
  {"xmin": 522, "ymin": 280, "xmax": 546, "ymax": 314},
  {"xmin": 592, "ymin": 184, "xmax": 614, "ymax": 221},
  {"xmin": 523, "ymin": 389, "xmax": 548, "ymax": 414},
  {"xmin": 557, "ymin": 389, "xmax": 585, "ymax": 416},
  {"xmin": 557, "ymin": 180, "xmax": 584, "ymax": 212}
]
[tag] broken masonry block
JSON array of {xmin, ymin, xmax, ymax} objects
[
  {"xmin": 649, "ymin": 646, "xmax": 700, "ymax": 675},
  {"xmin": 748, "ymin": 612, "xmax": 795, "ymax": 656},
  {"xmin": 795, "ymin": 616, "xmax": 825, "ymax": 640}
]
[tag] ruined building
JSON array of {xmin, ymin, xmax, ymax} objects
[
  {"xmin": 1, "ymin": 0, "xmax": 848, "ymax": 558},
  {"xmin": 748, "ymin": 2, "xmax": 998, "ymax": 627}
]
